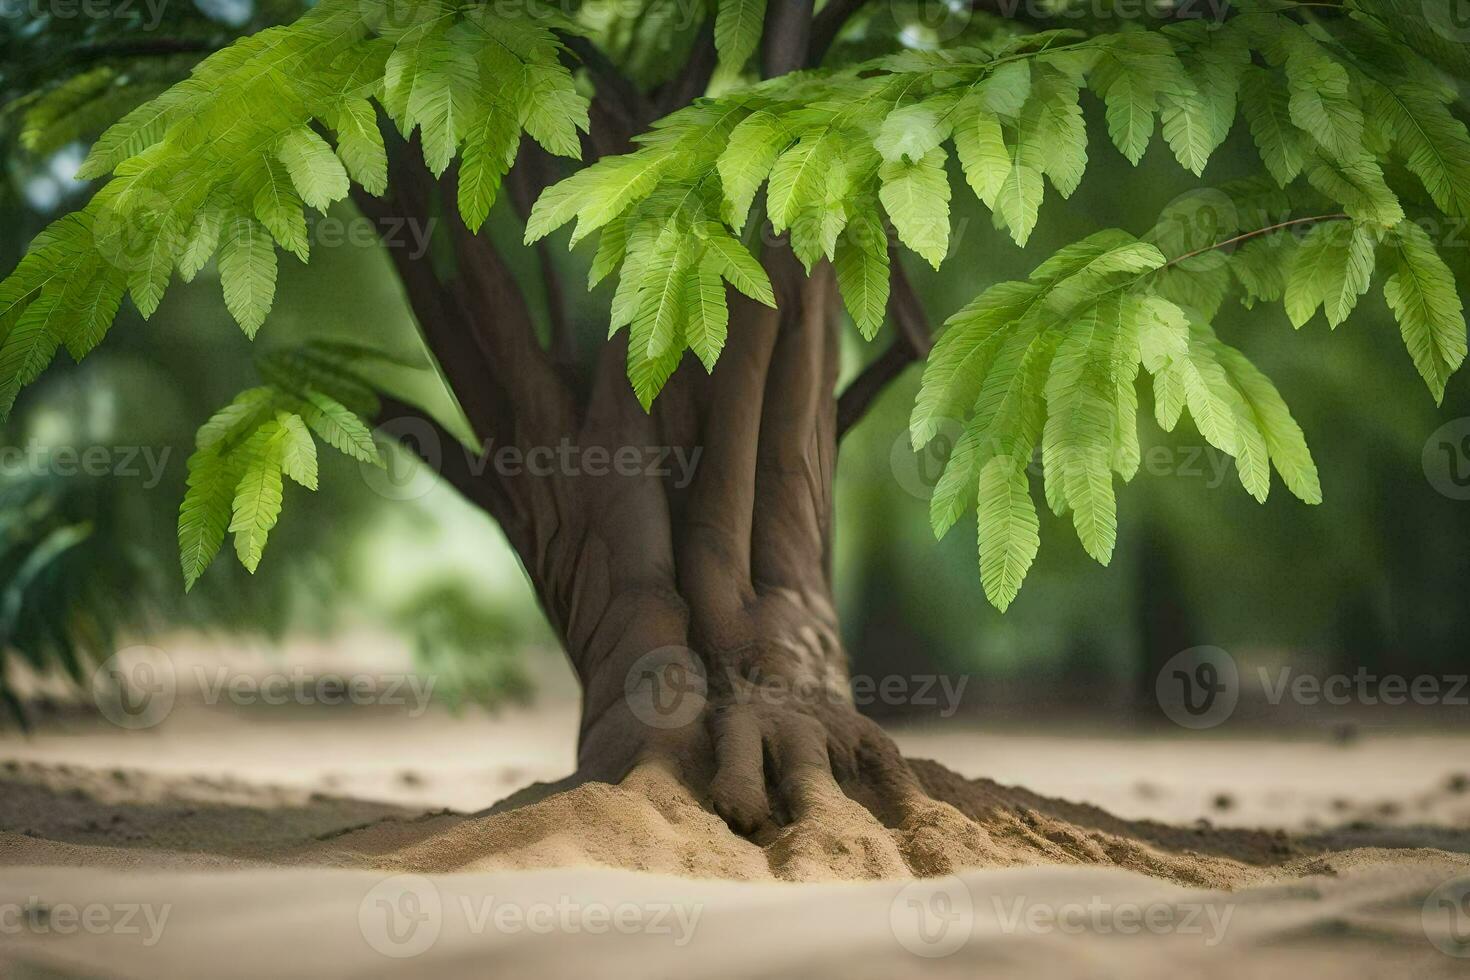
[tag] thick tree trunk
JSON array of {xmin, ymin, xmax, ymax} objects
[
  {"xmin": 355, "ymin": 5, "xmax": 956, "ymax": 839},
  {"xmin": 463, "ymin": 254, "xmax": 908, "ymax": 832},
  {"xmin": 368, "ymin": 214, "xmax": 948, "ymax": 836}
]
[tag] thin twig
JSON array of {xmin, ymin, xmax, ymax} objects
[
  {"xmin": 886, "ymin": 252, "xmax": 934, "ymax": 358},
  {"xmin": 808, "ymin": 0, "xmax": 869, "ymax": 67},
  {"xmin": 559, "ymin": 32, "xmax": 651, "ymax": 134},
  {"xmin": 67, "ymin": 37, "xmax": 221, "ymax": 61},
  {"xmin": 837, "ymin": 341, "xmax": 912, "ymax": 437},
  {"xmin": 1162, "ymin": 214, "xmax": 1349, "ymax": 271},
  {"xmin": 505, "ymin": 141, "xmax": 578, "ymax": 372},
  {"xmin": 656, "ymin": 21, "xmax": 718, "ymax": 114}
]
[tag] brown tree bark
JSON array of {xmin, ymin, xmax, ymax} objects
[{"xmin": 356, "ymin": 5, "xmax": 979, "ymax": 846}]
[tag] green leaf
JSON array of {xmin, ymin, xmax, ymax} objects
[
  {"xmin": 301, "ymin": 389, "xmax": 382, "ymax": 464},
  {"xmin": 520, "ymin": 63, "xmax": 587, "ymax": 160},
  {"xmin": 252, "ymin": 155, "xmax": 310, "ymax": 262},
  {"xmin": 278, "ymin": 412, "xmax": 320, "ymax": 490},
  {"xmin": 768, "ymin": 133, "xmax": 835, "ymax": 234},
  {"xmin": 1214, "ymin": 341, "xmax": 1322, "ymax": 504},
  {"xmin": 458, "ymin": 109, "xmax": 520, "ymax": 231},
  {"xmin": 178, "ymin": 448, "xmax": 241, "ymax": 591},
  {"xmin": 979, "ymin": 61, "xmax": 1032, "ymax": 117},
  {"xmin": 685, "ymin": 257, "xmax": 729, "ymax": 371},
  {"xmin": 277, "ymin": 126, "xmax": 351, "ymax": 211},
  {"xmin": 913, "ymin": 281, "xmax": 1045, "ymax": 450},
  {"xmin": 56, "ymin": 261, "xmax": 127, "ymax": 362},
  {"xmin": 717, "ymin": 111, "xmax": 789, "ymax": 232},
  {"xmin": 995, "ymin": 163, "xmax": 1045, "ymax": 246},
  {"xmin": 1019, "ymin": 69, "xmax": 1088, "ymax": 198},
  {"xmin": 1241, "ymin": 66, "xmax": 1305, "ymax": 186},
  {"xmin": 834, "ymin": 209, "xmax": 890, "ymax": 340},
  {"xmin": 1383, "ymin": 220, "xmax": 1468, "ymax": 403},
  {"xmin": 1284, "ymin": 41, "xmax": 1363, "ymax": 161},
  {"xmin": 179, "ymin": 205, "xmax": 225, "ymax": 283},
  {"xmin": 1161, "ymin": 88, "xmax": 1215, "ymax": 176},
  {"xmin": 1367, "ymin": 81, "xmax": 1470, "ymax": 220},
  {"xmin": 953, "ymin": 103, "xmax": 1010, "ymax": 209},
  {"xmin": 929, "ymin": 323, "xmax": 1051, "ymax": 540},
  {"xmin": 570, "ymin": 152, "xmax": 668, "ymax": 247},
  {"xmin": 335, "ymin": 97, "xmax": 389, "ymax": 196},
  {"xmin": 1089, "ymin": 31, "xmax": 1185, "ymax": 164},
  {"xmin": 876, "ymin": 104, "xmax": 948, "ymax": 164},
  {"xmin": 702, "ymin": 223, "xmax": 776, "ymax": 307},
  {"xmin": 408, "ymin": 39, "xmax": 481, "ymax": 176},
  {"xmin": 1284, "ymin": 220, "xmax": 1375, "ymax": 329},
  {"xmin": 714, "ymin": 0, "xmax": 767, "ymax": 71},
  {"xmin": 1042, "ymin": 297, "xmax": 1121, "ymax": 564},
  {"xmin": 218, "ymin": 216, "xmax": 278, "ymax": 338},
  {"xmin": 0, "ymin": 295, "xmax": 62, "ymax": 419},
  {"xmin": 632, "ymin": 224, "xmax": 690, "ymax": 362},
  {"xmin": 976, "ymin": 455, "xmax": 1040, "ymax": 613},
  {"xmin": 1303, "ymin": 154, "xmax": 1404, "ymax": 227},
  {"xmin": 879, "ymin": 146, "xmax": 951, "ymax": 269},
  {"xmin": 229, "ymin": 421, "xmax": 287, "ymax": 574},
  {"xmin": 197, "ymin": 386, "xmax": 279, "ymax": 452},
  {"xmin": 122, "ymin": 210, "xmax": 180, "ymax": 320}
]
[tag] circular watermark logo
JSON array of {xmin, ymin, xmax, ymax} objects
[
  {"xmin": 892, "ymin": 418, "xmax": 966, "ymax": 500},
  {"xmin": 890, "ymin": 877, "xmax": 974, "ymax": 958},
  {"xmin": 1155, "ymin": 646, "xmax": 1239, "ymax": 730},
  {"xmin": 362, "ymin": 416, "xmax": 442, "ymax": 502},
  {"xmin": 1423, "ymin": 418, "xmax": 1470, "ymax": 501},
  {"xmin": 1423, "ymin": 876, "xmax": 1470, "ymax": 958},
  {"xmin": 1150, "ymin": 189, "xmax": 1240, "ymax": 274},
  {"xmin": 1423, "ymin": 0, "xmax": 1470, "ymax": 42},
  {"xmin": 893, "ymin": 0, "xmax": 974, "ymax": 44},
  {"xmin": 359, "ymin": 874, "xmax": 442, "ymax": 959},
  {"xmin": 624, "ymin": 646, "xmax": 708, "ymax": 731},
  {"xmin": 91, "ymin": 646, "xmax": 177, "ymax": 730},
  {"xmin": 91, "ymin": 190, "xmax": 179, "ymax": 276},
  {"xmin": 359, "ymin": 0, "xmax": 446, "ymax": 34}
]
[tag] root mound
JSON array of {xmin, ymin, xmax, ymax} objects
[{"xmin": 307, "ymin": 757, "xmax": 1366, "ymax": 887}]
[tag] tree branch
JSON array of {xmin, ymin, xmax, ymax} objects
[
  {"xmin": 560, "ymin": 32, "xmax": 652, "ymax": 134},
  {"xmin": 836, "ymin": 255, "xmax": 932, "ymax": 438},
  {"xmin": 375, "ymin": 395, "xmax": 535, "ymax": 566},
  {"xmin": 808, "ymin": 0, "xmax": 868, "ymax": 67},
  {"xmin": 655, "ymin": 21, "xmax": 718, "ymax": 114},
  {"xmin": 506, "ymin": 141, "xmax": 579, "ymax": 374},
  {"xmin": 763, "ymin": 0, "xmax": 816, "ymax": 78},
  {"xmin": 885, "ymin": 250, "xmax": 934, "ymax": 359},
  {"xmin": 67, "ymin": 37, "xmax": 221, "ymax": 61},
  {"xmin": 352, "ymin": 128, "xmax": 575, "ymax": 452}
]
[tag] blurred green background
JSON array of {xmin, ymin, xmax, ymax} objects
[{"xmin": 2, "ymin": 0, "xmax": 1468, "ymax": 726}]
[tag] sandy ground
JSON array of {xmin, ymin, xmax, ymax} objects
[{"xmin": 1, "ymin": 646, "xmax": 1469, "ymax": 977}]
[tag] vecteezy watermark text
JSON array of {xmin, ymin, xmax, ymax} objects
[
  {"xmin": 623, "ymin": 646, "xmax": 970, "ymax": 731},
  {"xmin": 1156, "ymin": 645, "xmax": 1470, "ymax": 729},
  {"xmin": 0, "ymin": 899, "xmax": 171, "ymax": 948},
  {"xmin": 357, "ymin": 875, "xmax": 702, "ymax": 959},
  {"xmin": 0, "ymin": 0, "xmax": 168, "ymax": 30},
  {"xmin": 368, "ymin": 416, "xmax": 704, "ymax": 501},
  {"xmin": 0, "ymin": 441, "xmax": 171, "ymax": 488},
  {"xmin": 92, "ymin": 646, "xmax": 436, "ymax": 730},
  {"xmin": 990, "ymin": 894, "xmax": 1235, "ymax": 947}
]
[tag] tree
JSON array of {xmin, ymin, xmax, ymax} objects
[{"xmin": 2, "ymin": 0, "xmax": 1467, "ymax": 844}]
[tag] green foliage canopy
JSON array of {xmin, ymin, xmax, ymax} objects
[{"xmin": 1, "ymin": 0, "xmax": 1468, "ymax": 611}]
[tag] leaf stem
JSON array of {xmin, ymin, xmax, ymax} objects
[{"xmin": 1161, "ymin": 214, "xmax": 1350, "ymax": 271}]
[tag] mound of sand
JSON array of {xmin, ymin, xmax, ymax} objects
[
  {"xmin": 6, "ymin": 754, "xmax": 1464, "ymax": 889},
  {"xmin": 3, "ymin": 756, "xmax": 1470, "ymax": 978}
]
